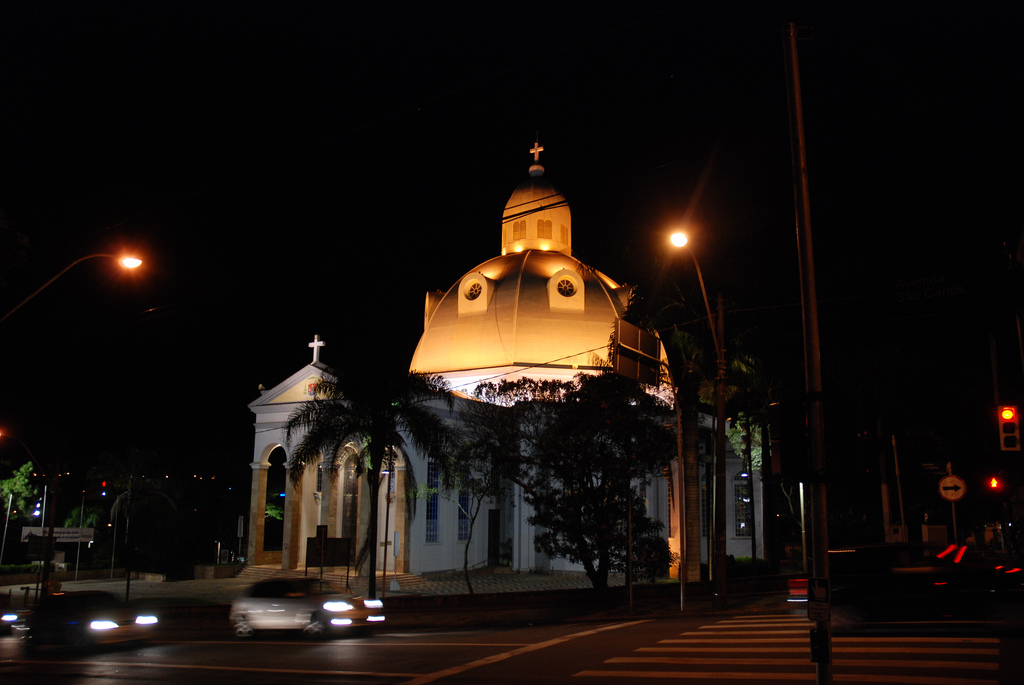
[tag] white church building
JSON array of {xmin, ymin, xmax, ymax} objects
[{"xmin": 245, "ymin": 143, "xmax": 763, "ymax": 578}]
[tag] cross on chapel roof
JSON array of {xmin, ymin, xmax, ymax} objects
[{"xmin": 309, "ymin": 334, "xmax": 325, "ymax": 363}]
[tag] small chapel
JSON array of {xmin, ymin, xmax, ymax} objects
[{"xmin": 244, "ymin": 142, "xmax": 763, "ymax": 578}]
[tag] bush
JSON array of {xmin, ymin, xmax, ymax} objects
[
  {"xmin": 726, "ymin": 555, "xmax": 772, "ymax": 577},
  {"xmin": 632, "ymin": 534, "xmax": 676, "ymax": 584}
]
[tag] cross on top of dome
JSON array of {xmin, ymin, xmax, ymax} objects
[{"xmin": 529, "ymin": 138, "xmax": 545, "ymax": 177}]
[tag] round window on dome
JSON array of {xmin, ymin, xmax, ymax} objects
[
  {"xmin": 557, "ymin": 278, "xmax": 576, "ymax": 297},
  {"xmin": 465, "ymin": 282, "xmax": 483, "ymax": 301}
]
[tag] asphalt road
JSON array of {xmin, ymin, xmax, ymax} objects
[{"xmin": 2, "ymin": 609, "xmax": 1021, "ymax": 684}]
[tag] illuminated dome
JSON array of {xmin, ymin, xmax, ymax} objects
[{"xmin": 410, "ymin": 142, "xmax": 633, "ymax": 393}]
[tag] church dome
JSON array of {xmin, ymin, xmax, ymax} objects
[
  {"xmin": 501, "ymin": 153, "xmax": 571, "ymax": 256},
  {"xmin": 409, "ymin": 142, "xmax": 633, "ymax": 393}
]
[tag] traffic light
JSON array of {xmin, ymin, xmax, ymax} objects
[
  {"xmin": 989, "ymin": 475, "xmax": 1003, "ymax": 491},
  {"xmin": 999, "ymin": 405, "xmax": 1020, "ymax": 451}
]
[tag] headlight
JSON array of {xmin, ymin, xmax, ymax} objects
[
  {"xmin": 135, "ymin": 615, "xmax": 158, "ymax": 625},
  {"xmin": 2, "ymin": 613, "xmax": 17, "ymax": 622},
  {"xmin": 330, "ymin": 618, "xmax": 353, "ymax": 626},
  {"xmin": 322, "ymin": 601, "xmax": 353, "ymax": 612},
  {"xmin": 363, "ymin": 599, "xmax": 383, "ymax": 609},
  {"xmin": 90, "ymin": 620, "xmax": 119, "ymax": 631}
]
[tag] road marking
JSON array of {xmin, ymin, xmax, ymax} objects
[
  {"xmin": 7, "ymin": 658, "xmax": 421, "ymax": 679},
  {"xmin": 642, "ymin": 645, "xmax": 999, "ymax": 656},
  {"xmin": 609, "ymin": 656, "xmax": 998, "ymax": 670},
  {"xmin": 576, "ymin": 615, "xmax": 1002, "ymax": 684},
  {"xmin": 575, "ymin": 670, "xmax": 817, "ymax": 680},
  {"xmin": 575, "ymin": 671, "xmax": 997, "ymax": 684},
  {"xmin": 401, "ymin": 620, "xmax": 649, "ymax": 685}
]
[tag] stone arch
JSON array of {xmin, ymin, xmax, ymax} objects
[{"xmin": 247, "ymin": 443, "xmax": 288, "ymax": 565}]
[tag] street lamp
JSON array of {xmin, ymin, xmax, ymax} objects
[
  {"xmin": 0, "ymin": 431, "xmax": 59, "ymax": 597},
  {"xmin": 669, "ymin": 231, "xmax": 729, "ymax": 609},
  {"xmin": 0, "ymin": 252, "xmax": 142, "ymax": 324}
]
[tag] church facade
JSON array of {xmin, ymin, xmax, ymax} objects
[{"xmin": 245, "ymin": 144, "xmax": 763, "ymax": 578}]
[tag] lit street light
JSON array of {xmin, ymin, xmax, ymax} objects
[
  {"xmin": 669, "ymin": 231, "xmax": 729, "ymax": 609},
  {"xmin": 0, "ymin": 252, "xmax": 142, "ymax": 324}
]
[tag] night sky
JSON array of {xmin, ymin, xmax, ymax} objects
[{"xmin": 1, "ymin": 3, "xmax": 1021, "ymax": 535}]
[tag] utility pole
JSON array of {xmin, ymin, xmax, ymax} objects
[{"xmin": 785, "ymin": 21, "xmax": 832, "ymax": 684}]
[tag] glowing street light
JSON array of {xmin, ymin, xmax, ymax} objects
[{"xmin": 0, "ymin": 252, "xmax": 142, "ymax": 324}]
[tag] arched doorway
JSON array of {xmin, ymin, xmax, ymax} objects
[{"xmin": 263, "ymin": 446, "xmax": 287, "ymax": 553}]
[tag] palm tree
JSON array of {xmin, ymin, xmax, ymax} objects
[
  {"xmin": 285, "ymin": 369, "xmax": 454, "ymax": 599},
  {"xmin": 89, "ymin": 448, "xmax": 176, "ymax": 600}
]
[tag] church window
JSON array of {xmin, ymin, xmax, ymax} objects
[
  {"xmin": 557, "ymin": 278, "xmax": 576, "ymax": 297},
  {"xmin": 465, "ymin": 282, "xmax": 482, "ymax": 300},
  {"xmin": 734, "ymin": 473, "xmax": 752, "ymax": 537},
  {"xmin": 560, "ymin": 225, "xmax": 569, "ymax": 244},
  {"xmin": 537, "ymin": 219, "xmax": 552, "ymax": 239},
  {"xmin": 457, "ymin": 488, "xmax": 470, "ymax": 541},
  {"xmin": 426, "ymin": 458, "xmax": 440, "ymax": 543},
  {"xmin": 513, "ymin": 220, "xmax": 526, "ymax": 241}
]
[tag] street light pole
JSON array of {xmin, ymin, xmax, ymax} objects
[
  {"xmin": 669, "ymin": 233, "xmax": 729, "ymax": 608},
  {"xmin": 0, "ymin": 253, "xmax": 142, "ymax": 324}
]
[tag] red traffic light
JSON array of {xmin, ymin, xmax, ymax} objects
[
  {"xmin": 989, "ymin": 476, "xmax": 1001, "ymax": 489},
  {"xmin": 1002, "ymin": 407, "xmax": 1016, "ymax": 421}
]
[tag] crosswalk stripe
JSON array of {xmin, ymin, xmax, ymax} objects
[
  {"xmin": 575, "ymin": 670, "xmax": 998, "ymax": 685},
  {"xmin": 574, "ymin": 670, "xmax": 816, "ymax": 680},
  {"xmin": 608, "ymin": 656, "xmax": 998, "ymax": 670},
  {"xmin": 661, "ymin": 637, "xmax": 807, "ymax": 643},
  {"xmin": 643, "ymin": 645, "xmax": 999, "ymax": 656}
]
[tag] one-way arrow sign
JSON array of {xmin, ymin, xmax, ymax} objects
[{"xmin": 938, "ymin": 475, "xmax": 966, "ymax": 502}]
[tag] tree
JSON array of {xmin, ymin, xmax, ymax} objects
[
  {"xmin": 470, "ymin": 373, "xmax": 676, "ymax": 589},
  {"xmin": 89, "ymin": 447, "xmax": 177, "ymax": 595},
  {"xmin": 0, "ymin": 461, "xmax": 41, "ymax": 521},
  {"xmin": 285, "ymin": 369, "xmax": 454, "ymax": 599},
  {"xmin": 437, "ymin": 395, "xmax": 522, "ymax": 593}
]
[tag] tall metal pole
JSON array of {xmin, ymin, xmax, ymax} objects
[
  {"xmin": 785, "ymin": 21, "xmax": 831, "ymax": 684},
  {"xmin": 75, "ymin": 492, "xmax": 85, "ymax": 581},
  {"xmin": 0, "ymin": 494, "xmax": 12, "ymax": 569},
  {"xmin": 713, "ymin": 293, "xmax": 728, "ymax": 609}
]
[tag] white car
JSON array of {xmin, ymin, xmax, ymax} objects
[{"xmin": 230, "ymin": 578, "xmax": 384, "ymax": 638}]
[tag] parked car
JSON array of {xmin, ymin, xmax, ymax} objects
[
  {"xmin": 13, "ymin": 591, "xmax": 158, "ymax": 651},
  {"xmin": 230, "ymin": 577, "xmax": 384, "ymax": 638}
]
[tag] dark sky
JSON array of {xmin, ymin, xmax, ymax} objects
[{"xmin": 1, "ymin": 2, "xmax": 1021, "ymax": 524}]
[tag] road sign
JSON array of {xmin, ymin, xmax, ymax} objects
[
  {"xmin": 20, "ymin": 527, "xmax": 95, "ymax": 543},
  {"xmin": 938, "ymin": 475, "xmax": 966, "ymax": 502},
  {"xmin": 807, "ymin": 577, "xmax": 830, "ymax": 622}
]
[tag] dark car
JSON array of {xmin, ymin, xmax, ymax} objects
[
  {"xmin": 13, "ymin": 591, "xmax": 159, "ymax": 651},
  {"xmin": 230, "ymin": 577, "xmax": 384, "ymax": 638},
  {"xmin": 828, "ymin": 544, "xmax": 1024, "ymax": 631}
]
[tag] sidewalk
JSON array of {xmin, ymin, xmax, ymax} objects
[{"xmin": 2, "ymin": 568, "xmax": 628, "ymax": 610}]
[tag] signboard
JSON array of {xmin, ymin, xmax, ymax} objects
[
  {"xmin": 938, "ymin": 475, "xmax": 966, "ymax": 502},
  {"xmin": 613, "ymin": 319, "xmax": 663, "ymax": 386},
  {"xmin": 807, "ymin": 577, "xmax": 830, "ymax": 622},
  {"xmin": 20, "ymin": 527, "xmax": 95, "ymax": 543}
]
